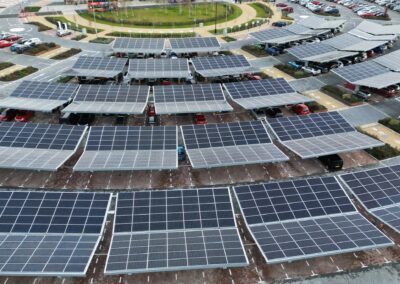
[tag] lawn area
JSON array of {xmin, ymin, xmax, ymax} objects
[
  {"xmin": 79, "ymin": 3, "xmax": 242, "ymax": 28},
  {"xmin": 321, "ymin": 85, "xmax": 363, "ymax": 106},
  {"xmin": 23, "ymin": 42, "xmax": 59, "ymax": 56},
  {"xmin": 0, "ymin": 62, "xmax": 14, "ymax": 71},
  {"xmin": 274, "ymin": 64, "xmax": 310, "ymax": 79},
  {"xmin": 51, "ymin": 48, "xmax": 82, "ymax": 60},
  {"xmin": 72, "ymin": 34, "xmax": 87, "ymax": 41},
  {"xmin": 222, "ymin": 36, "xmax": 236, "ymax": 42},
  {"xmin": 89, "ymin": 37, "xmax": 114, "ymax": 44},
  {"xmin": 357, "ymin": 129, "xmax": 400, "ymax": 160},
  {"xmin": 379, "ymin": 118, "xmax": 400, "ymax": 134},
  {"xmin": 0, "ymin": 66, "xmax": 38, "ymax": 81},
  {"xmin": 23, "ymin": 6, "xmax": 41, "ymax": 13},
  {"xmin": 45, "ymin": 16, "xmax": 102, "ymax": 34},
  {"xmin": 106, "ymin": 31, "xmax": 196, "ymax": 38},
  {"xmin": 210, "ymin": 18, "xmax": 267, "ymax": 34},
  {"xmin": 26, "ymin": 21, "xmax": 52, "ymax": 32},
  {"xmin": 249, "ymin": 2, "xmax": 273, "ymax": 18}
]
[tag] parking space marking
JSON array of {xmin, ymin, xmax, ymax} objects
[
  {"xmin": 41, "ymin": 172, "xmax": 53, "ymax": 188},
  {"xmin": 20, "ymin": 172, "xmax": 33, "ymax": 187}
]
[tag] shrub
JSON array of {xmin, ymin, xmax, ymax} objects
[
  {"xmin": 0, "ymin": 62, "xmax": 14, "ymax": 71},
  {"xmin": 0, "ymin": 66, "xmax": 38, "ymax": 81},
  {"xmin": 379, "ymin": 118, "xmax": 400, "ymax": 134},
  {"xmin": 51, "ymin": 48, "xmax": 81, "ymax": 60}
]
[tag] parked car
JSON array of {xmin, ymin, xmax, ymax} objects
[
  {"xmin": 318, "ymin": 154, "xmax": 343, "ymax": 171},
  {"xmin": 265, "ymin": 107, "xmax": 283, "ymax": 118},
  {"xmin": 177, "ymin": 145, "xmax": 186, "ymax": 161},
  {"xmin": 353, "ymin": 90, "xmax": 371, "ymax": 101},
  {"xmin": 24, "ymin": 38, "xmax": 41, "ymax": 47},
  {"xmin": 272, "ymin": 21, "xmax": 288, "ymax": 27},
  {"xmin": 266, "ymin": 47, "xmax": 280, "ymax": 56},
  {"xmin": 56, "ymin": 29, "xmax": 71, "ymax": 37},
  {"xmin": 276, "ymin": 3, "xmax": 288, "ymax": 7},
  {"xmin": 292, "ymin": 104, "xmax": 311, "ymax": 115},
  {"xmin": 0, "ymin": 40, "xmax": 16, "ymax": 48},
  {"xmin": 10, "ymin": 39, "xmax": 27, "ymax": 52},
  {"xmin": 301, "ymin": 66, "xmax": 321, "ymax": 76},
  {"xmin": 15, "ymin": 111, "xmax": 34, "ymax": 122},
  {"xmin": 147, "ymin": 104, "xmax": 156, "ymax": 116},
  {"xmin": 363, "ymin": 86, "xmax": 398, "ymax": 98},
  {"xmin": 0, "ymin": 109, "xmax": 17, "ymax": 121},
  {"xmin": 288, "ymin": 61, "xmax": 305, "ymax": 70},
  {"xmin": 324, "ymin": 5, "xmax": 340, "ymax": 13},
  {"xmin": 194, "ymin": 114, "xmax": 207, "ymax": 125},
  {"xmin": 3, "ymin": 34, "xmax": 21, "ymax": 41},
  {"xmin": 15, "ymin": 44, "xmax": 30, "ymax": 54},
  {"xmin": 282, "ymin": 6, "xmax": 294, "ymax": 12}
]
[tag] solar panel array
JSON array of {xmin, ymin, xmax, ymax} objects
[
  {"xmin": 0, "ymin": 191, "xmax": 111, "ymax": 276},
  {"xmin": 0, "ymin": 122, "xmax": 86, "ymax": 171},
  {"xmin": 287, "ymin": 43, "xmax": 337, "ymax": 60},
  {"xmin": 332, "ymin": 61, "xmax": 389, "ymax": 82},
  {"xmin": 374, "ymin": 49, "xmax": 400, "ymax": 71},
  {"xmin": 181, "ymin": 121, "xmax": 288, "ymax": 168},
  {"xmin": 191, "ymin": 55, "xmax": 252, "ymax": 77},
  {"xmin": 128, "ymin": 58, "xmax": 190, "ymax": 79},
  {"xmin": 284, "ymin": 23, "xmax": 313, "ymax": 35},
  {"xmin": 67, "ymin": 56, "xmax": 127, "ymax": 78},
  {"xmin": 265, "ymin": 112, "xmax": 383, "ymax": 158},
  {"xmin": 234, "ymin": 177, "xmax": 393, "ymax": 263},
  {"xmin": 223, "ymin": 78, "xmax": 313, "ymax": 109},
  {"xmin": 105, "ymin": 188, "xmax": 248, "ymax": 274},
  {"xmin": 153, "ymin": 84, "xmax": 232, "ymax": 114},
  {"xmin": 169, "ymin": 37, "xmax": 221, "ymax": 53},
  {"xmin": 325, "ymin": 33, "xmax": 365, "ymax": 50},
  {"xmin": 340, "ymin": 165, "xmax": 400, "ymax": 233},
  {"xmin": 74, "ymin": 126, "xmax": 178, "ymax": 171},
  {"xmin": 0, "ymin": 81, "xmax": 79, "ymax": 112},
  {"xmin": 250, "ymin": 28, "xmax": 294, "ymax": 42},
  {"xmin": 63, "ymin": 85, "xmax": 149, "ymax": 114},
  {"xmin": 112, "ymin": 38, "xmax": 166, "ymax": 54}
]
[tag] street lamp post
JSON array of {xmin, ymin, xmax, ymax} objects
[{"xmin": 214, "ymin": 1, "xmax": 218, "ymax": 34}]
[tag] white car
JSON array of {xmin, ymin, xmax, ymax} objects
[
  {"xmin": 24, "ymin": 38, "xmax": 41, "ymax": 46},
  {"xmin": 302, "ymin": 66, "xmax": 321, "ymax": 76},
  {"xmin": 56, "ymin": 30, "xmax": 71, "ymax": 37}
]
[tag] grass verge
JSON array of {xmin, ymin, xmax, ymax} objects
[
  {"xmin": 249, "ymin": 2, "xmax": 273, "ymax": 18},
  {"xmin": 45, "ymin": 16, "xmax": 102, "ymax": 34},
  {"xmin": 210, "ymin": 18, "xmax": 267, "ymax": 34},
  {"xmin": 0, "ymin": 62, "xmax": 14, "ymax": 71},
  {"xmin": 274, "ymin": 64, "xmax": 310, "ymax": 79},
  {"xmin": 0, "ymin": 66, "xmax": 38, "ymax": 81},
  {"xmin": 71, "ymin": 34, "xmax": 87, "ymax": 41},
  {"xmin": 222, "ymin": 36, "xmax": 236, "ymax": 42},
  {"xmin": 306, "ymin": 101, "xmax": 327, "ymax": 113},
  {"xmin": 23, "ymin": 6, "xmax": 41, "ymax": 12},
  {"xmin": 321, "ymin": 85, "xmax": 362, "ymax": 105},
  {"xmin": 358, "ymin": 129, "xmax": 400, "ymax": 160},
  {"xmin": 241, "ymin": 45, "xmax": 268, "ymax": 57},
  {"xmin": 106, "ymin": 31, "xmax": 196, "ymax": 38},
  {"xmin": 51, "ymin": 48, "xmax": 82, "ymax": 60},
  {"xmin": 89, "ymin": 37, "xmax": 114, "ymax": 44},
  {"xmin": 379, "ymin": 118, "xmax": 400, "ymax": 134},
  {"xmin": 23, "ymin": 42, "xmax": 59, "ymax": 56}
]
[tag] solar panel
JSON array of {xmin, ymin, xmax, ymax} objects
[
  {"xmin": 169, "ymin": 37, "xmax": 221, "ymax": 53},
  {"xmin": 325, "ymin": 33, "xmax": 365, "ymax": 50},
  {"xmin": 233, "ymin": 177, "xmax": 393, "ymax": 264},
  {"xmin": 223, "ymin": 78, "xmax": 313, "ymax": 109},
  {"xmin": 250, "ymin": 28, "xmax": 294, "ymax": 42},
  {"xmin": 266, "ymin": 112, "xmax": 383, "ymax": 158},
  {"xmin": 128, "ymin": 58, "xmax": 190, "ymax": 79},
  {"xmin": 370, "ymin": 205, "xmax": 400, "ymax": 231},
  {"xmin": 0, "ymin": 81, "xmax": 79, "ymax": 112},
  {"xmin": 63, "ymin": 85, "xmax": 149, "ymax": 114},
  {"xmin": 74, "ymin": 126, "xmax": 178, "ymax": 171},
  {"xmin": 191, "ymin": 55, "xmax": 252, "ymax": 78},
  {"xmin": 112, "ymin": 38, "xmax": 166, "ymax": 54},
  {"xmin": 284, "ymin": 23, "xmax": 313, "ymax": 35},
  {"xmin": 105, "ymin": 188, "xmax": 248, "ymax": 275},
  {"xmin": 374, "ymin": 49, "xmax": 400, "ymax": 72},
  {"xmin": 181, "ymin": 121, "xmax": 288, "ymax": 168},
  {"xmin": 0, "ymin": 191, "xmax": 111, "ymax": 277},
  {"xmin": 287, "ymin": 43, "xmax": 337, "ymax": 60},
  {"xmin": 0, "ymin": 191, "xmax": 110, "ymax": 234},
  {"xmin": 332, "ymin": 61, "xmax": 389, "ymax": 82},
  {"xmin": 153, "ymin": 84, "xmax": 232, "ymax": 114},
  {"xmin": 67, "ymin": 56, "xmax": 128, "ymax": 78}
]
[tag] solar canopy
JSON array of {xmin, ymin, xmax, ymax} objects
[
  {"xmin": 0, "ymin": 191, "xmax": 111, "ymax": 276},
  {"xmin": 298, "ymin": 16, "xmax": 345, "ymax": 30},
  {"xmin": 128, "ymin": 58, "xmax": 190, "ymax": 79},
  {"xmin": 63, "ymin": 84, "xmax": 149, "ymax": 114},
  {"xmin": 265, "ymin": 111, "xmax": 383, "ymax": 158},
  {"xmin": 181, "ymin": 121, "xmax": 288, "ymax": 168},
  {"xmin": 65, "ymin": 56, "xmax": 128, "ymax": 78},
  {"xmin": 105, "ymin": 188, "xmax": 248, "ymax": 275},
  {"xmin": 191, "ymin": 55, "xmax": 254, "ymax": 78},
  {"xmin": 0, "ymin": 81, "xmax": 79, "ymax": 112},
  {"xmin": 286, "ymin": 43, "xmax": 357, "ymax": 63},
  {"xmin": 169, "ymin": 37, "xmax": 221, "ymax": 53},
  {"xmin": 374, "ymin": 49, "xmax": 400, "ymax": 72},
  {"xmin": 332, "ymin": 61, "xmax": 400, "ymax": 89},
  {"xmin": 324, "ymin": 33, "xmax": 387, "ymax": 52},
  {"xmin": 224, "ymin": 78, "xmax": 313, "ymax": 109},
  {"xmin": 340, "ymin": 165, "xmax": 400, "ymax": 234},
  {"xmin": 0, "ymin": 122, "xmax": 86, "ymax": 171},
  {"xmin": 356, "ymin": 20, "xmax": 400, "ymax": 36},
  {"xmin": 250, "ymin": 28, "xmax": 312, "ymax": 45},
  {"xmin": 153, "ymin": 84, "xmax": 232, "ymax": 114},
  {"xmin": 112, "ymin": 38, "xmax": 166, "ymax": 54},
  {"xmin": 234, "ymin": 177, "xmax": 393, "ymax": 264},
  {"xmin": 74, "ymin": 126, "xmax": 178, "ymax": 171},
  {"xmin": 349, "ymin": 29, "xmax": 397, "ymax": 42}
]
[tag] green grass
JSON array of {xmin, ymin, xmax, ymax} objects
[
  {"xmin": 0, "ymin": 62, "xmax": 14, "ymax": 71},
  {"xmin": 222, "ymin": 36, "xmax": 236, "ymax": 42},
  {"xmin": 106, "ymin": 31, "xmax": 196, "ymax": 38},
  {"xmin": 45, "ymin": 16, "xmax": 103, "ymax": 34},
  {"xmin": 275, "ymin": 64, "xmax": 310, "ymax": 79},
  {"xmin": 89, "ymin": 37, "xmax": 114, "ymax": 44},
  {"xmin": 51, "ymin": 48, "xmax": 82, "ymax": 60},
  {"xmin": 0, "ymin": 66, "xmax": 38, "ymax": 81},
  {"xmin": 79, "ymin": 3, "xmax": 242, "ymax": 29},
  {"xmin": 379, "ymin": 118, "xmax": 400, "ymax": 134},
  {"xmin": 249, "ymin": 3, "xmax": 273, "ymax": 18},
  {"xmin": 210, "ymin": 18, "xmax": 267, "ymax": 34},
  {"xmin": 26, "ymin": 21, "xmax": 52, "ymax": 32},
  {"xmin": 241, "ymin": 44, "xmax": 268, "ymax": 58},
  {"xmin": 71, "ymin": 34, "xmax": 87, "ymax": 41},
  {"xmin": 23, "ymin": 6, "xmax": 41, "ymax": 13},
  {"xmin": 357, "ymin": 129, "xmax": 400, "ymax": 160},
  {"xmin": 23, "ymin": 42, "xmax": 58, "ymax": 56},
  {"xmin": 321, "ymin": 85, "xmax": 362, "ymax": 105}
]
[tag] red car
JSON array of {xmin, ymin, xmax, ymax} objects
[
  {"xmin": 15, "ymin": 110, "xmax": 34, "ymax": 122},
  {"xmin": 359, "ymin": 12, "xmax": 375, "ymax": 18},
  {"xmin": 0, "ymin": 40, "xmax": 16, "ymax": 48},
  {"xmin": 147, "ymin": 104, "xmax": 156, "ymax": 116},
  {"xmin": 194, "ymin": 114, "xmax": 207, "ymax": 125},
  {"xmin": 161, "ymin": 80, "xmax": 172, "ymax": 86},
  {"xmin": 0, "ymin": 109, "xmax": 17, "ymax": 121},
  {"xmin": 292, "ymin": 104, "xmax": 311, "ymax": 115},
  {"xmin": 4, "ymin": 35, "xmax": 21, "ymax": 41},
  {"xmin": 245, "ymin": 74, "xmax": 262, "ymax": 80},
  {"xmin": 282, "ymin": 6, "xmax": 294, "ymax": 12},
  {"xmin": 276, "ymin": 3, "xmax": 287, "ymax": 7},
  {"xmin": 363, "ymin": 86, "xmax": 398, "ymax": 98}
]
